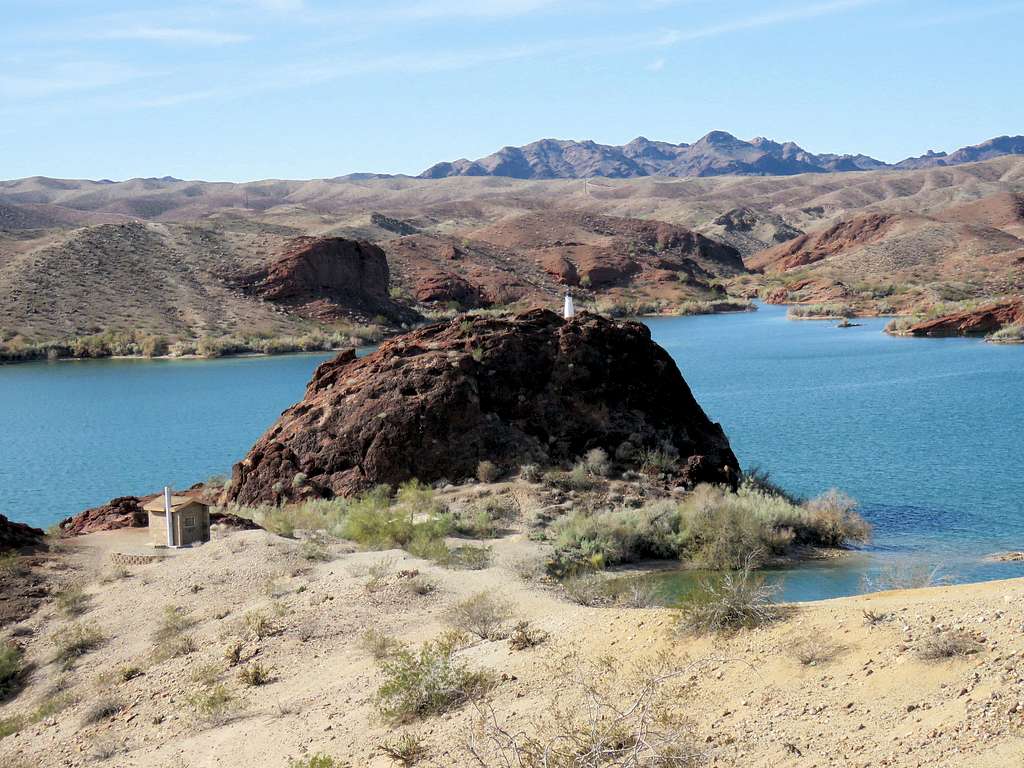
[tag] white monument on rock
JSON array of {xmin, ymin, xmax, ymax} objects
[{"xmin": 563, "ymin": 290, "xmax": 575, "ymax": 319}]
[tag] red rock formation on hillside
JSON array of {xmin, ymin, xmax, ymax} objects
[
  {"xmin": 749, "ymin": 213, "xmax": 898, "ymax": 272},
  {"xmin": 0, "ymin": 514, "xmax": 45, "ymax": 552},
  {"xmin": 224, "ymin": 309, "xmax": 740, "ymax": 505},
  {"xmin": 899, "ymin": 298, "xmax": 1024, "ymax": 337},
  {"xmin": 762, "ymin": 277, "xmax": 850, "ymax": 305},
  {"xmin": 239, "ymin": 237, "xmax": 420, "ymax": 324}
]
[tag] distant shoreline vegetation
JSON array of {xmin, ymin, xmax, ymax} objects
[{"xmin": 0, "ymin": 325, "xmax": 384, "ymax": 364}]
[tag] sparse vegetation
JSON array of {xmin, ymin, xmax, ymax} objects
[
  {"xmin": 445, "ymin": 592, "xmax": 515, "ymax": 640},
  {"xmin": 289, "ymin": 755, "xmax": 345, "ymax": 768},
  {"xmin": 519, "ymin": 463, "xmax": 542, "ymax": 483},
  {"xmin": 379, "ymin": 732, "xmax": 428, "ymax": 766},
  {"xmin": 791, "ymin": 637, "xmax": 843, "ymax": 666},
  {"xmin": 361, "ymin": 629, "xmax": 406, "ymax": 660},
  {"xmin": 190, "ymin": 683, "xmax": 237, "ymax": 724},
  {"xmin": 917, "ymin": 630, "xmax": 983, "ymax": 661},
  {"xmin": 579, "ymin": 448, "xmax": 611, "ymax": 478},
  {"xmin": 52, "ymin": 623, "xmax": 105, "ymax": 669},
  {"xmin": 677, "ymin": 561, "xmax": 781, "ymax": 635},
  {"xmin": 476, "ymin": 460, "xmax": 499, "ymax": 484},
  {"xmin": 508, "ymin": 621, "xmax": 547, "ymax": 651},
  {"xmin": 239, "ymin": 663, "xmax": 273, "ymax": 686},
  {"xmin": 55, "ymin": 585, "xmax": 89, "ymax": 617},
  {"xmin": 551, "ymin": 482, "xmax": 869, "ymax": 572},
  {"xmin": 446, "ymin": 544, "xmax": 492, "ymax": 570},
  {"xmin": 376, "ymin": 633, "xmax": 493, "ymax": 723},
  {"xmin": 787, "ymin": 303, "xmax": 855, "ymax": 319},
  {"xmin": 0, "ymin": 643, "xmax": 26, "ymax": 699},
  {"xmin": 988, "ymin": 324, "xmax": 1024, "ymax": 343},
  {"xmin": 79, "ymin": 695, "xmax": 125, "ymax": 726},
  {"xmin": 152, "ymin": 605, "xmax": 198, "ymax": 659},
  {"xmin": 244, "ymin": 611, "xmax": 276, "ymax": 640}
]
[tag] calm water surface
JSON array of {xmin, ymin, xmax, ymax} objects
[{"xmin": 2, "ymin": 305, "xmax": 1022, "ymax": 600}]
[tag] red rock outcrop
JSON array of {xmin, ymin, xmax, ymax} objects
[
  {"xmin": 900, "ymin": 298, "xmax": 1024, "ymax": 337},
  {"xmin": 58, "ymin": 496, "xmax": 147, "ymax": 535},
  {"xmin": 0, "ymin": 514, "xmax": 45, "ymax": 552},
  {"xmin": 239, "ymin": 237, "xmax": 419, "ymax": 324},
  {"xmin": 762, "ymin": 277, "xmax": 850, "ymax": 305},
  {"xmin": 58, "ymin": 487, "xmax": 261, "ymax": 536},
  {"xmin": 224, "ymin": 309, "xmax": 740, "ymax": 505},
  {"xmin": 749, "ymin": 213, "xmax": 898, "ymax": 272}
]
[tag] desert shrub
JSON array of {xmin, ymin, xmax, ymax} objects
[
  {"xmin": 289, "ymin": 755, "xmax": 342, "ymax": 768},
  {"xmin": 191, "ymin": 662, "xmax": 223, "ymax": 687},
  {"xmin": 791, "ymin": 637, "xmax": 843, "ymax": 666},
  {"xmin": 579, "ymin": 448, "xmax": 611, "ymax": 478},
  {"xmin": 800, "ymin": 490, "xmax": 871, "ymax": 547},
  {"xmin": 343, "ymin": 483, "xmax": 450, "ymax": 551},
  {"xmin": 457, "ymin": 496, "xmax": 516, "ymax": 538},
  {"xmin": 361, "ymin": 629, "xmax": 406, "ymax": 660},
  {"xmin": 917, "ymin": 630, "xmax": 983, "ymax": 661},
  {"xmin": 638, "ymin": 448, "xmax": 678, "ymax": 476},
  {"xmin": 244, "ymin": 611, "xmax": 276, "ymax": 640},
  {"xmin": 0, "ymin": 552, "xmax": 26, "ymax": 577},
  {"xmin": 612, "ymin": 577, "xmax": 661, "ymax": 609},
  {"xmin": 365, "ymin": 556, "xmax": 396, "ymax": 591},
  {"xmin": 300, "ymin": 533, "xmax": 331, "ymax": 562},
  {"xmin": 862, "ymin": 609, "xmax": 889, "ymax": 626},
  {"xmin": 380, "ymin": 732, "xmax": 428, "ymax": 766},
  {"xmin": 224, "ymin": 641, "xmax": 245, "ymax": 666},
  {"xmin": 55, "ymin": 585, "xmax": 89, "ymax": 617},
  {"xmin": 562, "ymin": 573, "xmax": 612, "ymax": 607},
  {"xmin": 508, "ymin": 621, "xmax": 547, "ymax": 651},
  {"xmin": 79, "ymin": 696, "xmax": 125, "ymax": 726},
  {"xmin": 445, "ymin": 592, "xmax": 515, "ymax": 640},
  {"xmin": 140, "ymin": 335, "xmax": 168, "ymax": 357},
  {"xmin": 506, "ymin": 553, "xmax": 547, "ymax": 582},
  {"xmin": 476, "ymin": 461, "xmax": 499, "ymax": 484},
  {"xmin": 446, "ymin": 544, "xmax": 492, "ymax": 570},
  {"xmin": 0, "ymin": 643, "xmax": 25, "ymax": 699},
  {"xmin": 885, "ymin": 316, "xmax": 919, "ymax": 333},
  {"xmin": 190, "ymin": 683, "xmax": 236, "ymax": 724},
  {"xmin": 466, "ymin": 656, "xmax": 703, "ymax": 768},
  {"xmin": 239, "ymin": 663, "xmax": 272, "ymax": 686},
  {"xmin": 543, "ymin": 464, "xmax": 600, "ymax": 492},
  {"xmin": 677, "ymin": 562, "xmax": 780, "ymax": 635},
  {"xmin": 989, "ymin": 324, "xmax": 1024, "ymax": 342},
  {"xmin": 404, "ymin": 575, "xmax": 437, "ymax": 596},
  {"xmin": 787, "ymin": 303, "xmax": 854, "ymax": 319},
  {"xmin": 53, "ymin": 623, "xmax": 105, "ymax": 668},
  {"xmin": 520, "ymin": 463, "xmax": 542, "ymax": 483},
  {"xmin": 118, "ymin": 665, "xmax": 143, "ymax": 682},
  {"xmin": 376, "ymin": 633, "xmax": 493, "ymax": 723},
  {"xmin": 741, "ymin": 467, "xmax": 802, "ymax": 504},
  {"xmin": 0, "ymin": 716, "xmax": 23, "ymax": 740},
  {"xmin": 152, "ymin": 605, "xmax": 197, "ymax": 659},
  {"xmin": 860, "ymin": 562, "xmax": 945, "ymax": 593}
]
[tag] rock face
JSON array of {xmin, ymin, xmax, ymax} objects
[
  {"xmin": 58, "ymin": 496, "xmax": 147, "ymax": 536},
  {"xmin": 225, "ymin": 310, "xmax": 740, "ymax": 505},
  {"xmin": 900, "ymin": 298, "xmax": 1024, "ymax": 337},
  {"xmin": 749, "ymin": 213, "xmax": 898, "ymax": 272},
  {"xmin": 0, "ymin": 514, "xmax": 45, "ymax": 552},
  {"xmin": 239, "ymin": 237, "xmax": 419, "ymax": 324}
]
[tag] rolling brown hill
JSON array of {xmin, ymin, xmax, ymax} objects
[{"xmin": 2, "ymin": 155, "xmax": 1024, "ymax": 353}]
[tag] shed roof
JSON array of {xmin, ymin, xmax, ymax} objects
[{"xmin": 142, "ymin": 496, "xmax": 209, "ymax": 513}]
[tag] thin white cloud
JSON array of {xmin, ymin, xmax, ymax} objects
[
  {"xmin": 657, "ymin": 0, "xmax": 886, "ymax": 45},
  {"xmin": 94, "ymin": 26, "xmax": 251, "ymax": 45},
  {"xmin": 647, "ymin": 58, "xmax": 666, "ymax": 71},
  {"xmin": 0, "ymin": 61, "xmax": 143, "ymax": 99}
]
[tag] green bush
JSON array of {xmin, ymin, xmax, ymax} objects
[
  {"xmin": 444, "ymin": 592, "xmax": 514, "ymax": 640},
  {"xmin": 989, "ymin": 324, "xmax": 1024, "ymax": 342},
  {"xmin": 376, "ymin": 634, "xmax": 493, "ymax": 722},
  {"xmin": 0, "ymin": 643, "xmax": 25, "ymax": 699},
  {"xmin": 289, "ymin": 755, "xmax": 343, "ymax": 768}
]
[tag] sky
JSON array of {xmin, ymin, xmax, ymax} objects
[{"xmin": 2, "ymin": 0, "xmax": 1023, "ymax": 181}]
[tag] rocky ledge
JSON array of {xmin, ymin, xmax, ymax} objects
[
  {"xmin": 893, "ymin": 298, "xmax": 1024, "ymax": 337},
  {"xmin": 224, "ymin": 309, "xmax": 740, "ymax": 505},
  {"xmin": 0, "ymin": 514, "xmax": 45, "ymax": 552}
]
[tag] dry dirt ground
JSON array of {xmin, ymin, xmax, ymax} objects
[{"xmin": 2, "ymin": 523, "xmax": 1024, "ymax": 768}]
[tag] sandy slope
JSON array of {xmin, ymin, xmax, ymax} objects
[{"xmin": 2, "ymin": 525, "xmax": 1023, "ymax": 768}]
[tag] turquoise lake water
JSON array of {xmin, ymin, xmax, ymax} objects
[{"xmin": 1, "ymin": 304, "xmax": 1022, "ymax": 600}]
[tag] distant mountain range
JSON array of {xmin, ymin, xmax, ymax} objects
[{"xmin": 419, "ymin": 132, "xmax": 1024, "ymax": 180}]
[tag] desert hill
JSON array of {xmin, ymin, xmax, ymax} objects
[{"xmin": 2, "ymin": 156, "xmax": 1024, "ymax": 354}]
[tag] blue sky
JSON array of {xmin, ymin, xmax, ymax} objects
[{"xmin": 3, "ymin": 0, "xmax": 1023, "ymax": 181}]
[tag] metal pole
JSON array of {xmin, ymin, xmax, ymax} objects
[{"xmin": 164, "ymin": 486, "xmax": 175, "ymax": 548}]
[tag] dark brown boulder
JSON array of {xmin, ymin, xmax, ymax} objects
[
  {"xmin": 224, "ymin": 309, "xmax": 739, "ymax": 505},
  {"xmin": 0, "ymin": 514, "xmax": 45, "ymax": 552},
  {"xmin": 238, "ymin": 237, "xmax": 419, "ymax": 324},
  {"xmin": 58, "ymin": 496, "xmax": 147, "ymax": 536}
]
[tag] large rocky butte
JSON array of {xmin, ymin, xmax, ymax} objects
[{"xmin": 225, "ymin": 309, "xmax": 739, "ymax": 505}]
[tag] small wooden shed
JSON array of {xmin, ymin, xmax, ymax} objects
[{"xmin": 144, "ymin": 492, "xmax": 211, "ymax": 548}]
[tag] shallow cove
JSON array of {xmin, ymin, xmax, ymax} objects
[{"xmin": 1, "ymin": 304, "xmax": 1022, "ymax": 600}]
